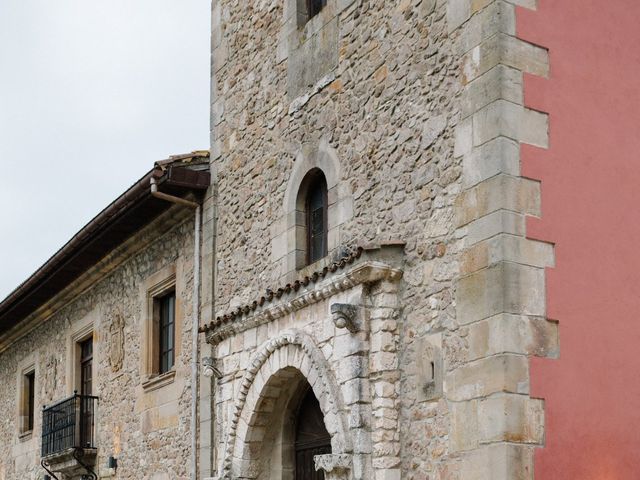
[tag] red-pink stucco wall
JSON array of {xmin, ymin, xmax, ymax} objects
[{"xmin": 517, "ymin": 1, "xmax": 640, "ymax": 478}]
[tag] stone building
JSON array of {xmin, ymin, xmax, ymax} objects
[
  {"xmin": 0, "ymin": 154, "xmax": 211, "ymax": 479},
  {"xmin": 200, "ymin": 0, "xmax": 555, "ymax": 479},
  {"xmin": 4, "ymin": 0, "xmax": 640, "ymax": 479}
]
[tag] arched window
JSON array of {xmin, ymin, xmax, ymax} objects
[
  {"xmin": 305, "ymin": 170, "xmax": 328, "ymax": 265},
  {"xmin": 295, "ymin": 387, "xmax": 331, "ymax": 480}
]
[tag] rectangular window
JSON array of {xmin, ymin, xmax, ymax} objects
[
  {"xmin": 142, "ymin": 267, "xmax": 179, "ymax": 391},
  {"xmin": 158, "ymin": 291, "xmax": 176, "ymax": 374},
  {"xmin": 24, "ymin": 370, "xmax": 35, "ymax": 432},
  {"xmin": 80, "ymin": 337, "xmax": 93, "ymax": 396},
  {"xmin": 307, "ymin": 0, "xmax": 326, "ymax": 19}
]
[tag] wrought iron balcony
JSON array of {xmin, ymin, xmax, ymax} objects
[{"xmin": 41, "ymin": 393, "xmax": 98, "ymax": 457}]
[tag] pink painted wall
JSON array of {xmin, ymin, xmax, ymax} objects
[{"xmin": 517, "ymin": 1, "xmax": 640, "ymax": 478}]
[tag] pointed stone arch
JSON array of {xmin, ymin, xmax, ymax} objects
[{"xmin": 221, "ymin": 329, "xmax": 351, "ymax": 479}]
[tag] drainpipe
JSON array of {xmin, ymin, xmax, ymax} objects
[
  {"xmin": 150, "ymin": 175, "xmax": 201, "ymax": 480},
  {"xmin": 151, "ymin": 176, "xmax": 200, "ymax": 209}
]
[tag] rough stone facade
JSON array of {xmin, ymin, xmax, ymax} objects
[
  {"xmin": 0, "ymin": 1, "xmax": 560, "ymax": 479},
  {"xmin": 208, "ymin": 0, "xmax": 462, "ymax": 478},
  {"xmin": 205, "ymin": 0, "xmax": 556, "ymax": 479},
  {"xmin": 0, "ymin": 207, "xmax": 197, "ymax": 480}
]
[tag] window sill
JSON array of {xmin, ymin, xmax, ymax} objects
[
  {"xmin": 142, "ymin": 369, "xmax": 176, "ymax": 392},
  {"xmin": 18, "ymin": 430, "xmax": 33, "ymax": 442}
]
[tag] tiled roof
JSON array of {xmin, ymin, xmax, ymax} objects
[
  {"xmin": 199, "ymin": 246, "xmax": 364, "ymax": 333},
  {"xmin": 0, "ymin": 151, "xmax": 210, "ymax": 338}
]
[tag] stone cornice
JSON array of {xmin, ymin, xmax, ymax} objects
[
  {"xmin": 0, "ymin": 206, "xmax": 193, "ymax": 354},
  {"xmin": 205, "ymin": 259, "xmax": 403, "ymax": 345}
]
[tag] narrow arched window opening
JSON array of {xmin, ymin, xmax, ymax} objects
[
  {"xmin": 295, "ymin": 387, "xmax": 331, "ymax": 480},
  {"xmin": 305, "ymin": 171, "xmax": 328, "ymax": 265}
]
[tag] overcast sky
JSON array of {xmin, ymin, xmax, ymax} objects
[{"xmin": 0, "ymin": 1, "xmax": 211, "ymax": 299}]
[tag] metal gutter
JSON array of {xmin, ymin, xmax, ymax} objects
[{"xmin": 0, "ymin": 154, "xmax": 210, "ymax": 335}]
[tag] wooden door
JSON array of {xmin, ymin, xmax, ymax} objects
[{"xmin": 295, "ymin": 388, "xmax": 331, "ymax": 480}]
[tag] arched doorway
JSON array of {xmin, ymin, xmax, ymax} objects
[
  {"xmin": 255, "ymin": 373, "xmax": 332, "ymax": 480},
  {"xmin": 294, "ymin": 386, "xmax": 331, "ymax": 480},
  {"xmin": 224, "ymin": 330, "xmax": 352, "ymax": 480}
]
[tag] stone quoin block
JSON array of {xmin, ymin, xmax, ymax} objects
[
  {"xmin": 466, "ymin": 314, "xmax": 559, "ymax": 361},
  {"xmin": 461, "ymin": 65, "xmax": 524, "ymax": 119},
  {"xmin": 457, "ymin": 443, "xmax": 534, "ymax": 480},
  {"xmin": 456, "ymin": 261, "xmax": 546, "ymax": 324},
  {"xmin": 477, "ymin": 394, "xmax": 545, "ymax": 444},
  {"xmin": 472, "ymin": 100, "xmax": 548, "ymax": 148},
  {"xmin": 458, "ymin": 1, "xmax": 517, "ymax": 54},
  {"xmin": 462, "ymin": 33, "xmax": 549, "ymax": 84},
  {"xmin": 461, "ymin": 233, "xmax": 555, "ymax": 274},
  {"xmin": 461, "ymin": 136, "xmax": 521, "ymax": 188},
  {"xmin": 445, "ymin": 353, "xmax": 530, "ymax": 401},
  {"xmin": 464, "ymin": 209, "xmax": 527, "ymax": 245},
  {"xmin": 455, "ymin": 174, "xmax": 541, "ymax": 227}
]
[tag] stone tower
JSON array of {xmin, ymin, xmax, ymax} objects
[{"xmin": 200, "ymin": 0, "xmax": 556, "ymax": 479}]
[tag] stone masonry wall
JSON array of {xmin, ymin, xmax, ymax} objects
[
  {"xmin": 209, "ymin": 0, "xmax": 558, "ymax": 478},
  {"xmin": 0, "ymin": 210, "xmax": 196, "ymax": 480},
  {"xmin": 209, "ymin": 0, "xmax": 466, "ymax": 477}
]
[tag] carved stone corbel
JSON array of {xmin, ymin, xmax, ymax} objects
[
  {"xmin": 314, "ymin": 454, "xmax": 352, "ymax": 480},
  {"xmin": 330, "ymin": 303, "xmax": 359, "ymax": 333}
]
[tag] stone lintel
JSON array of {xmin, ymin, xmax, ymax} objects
[{"xmin": 0, "ymin": 206, "xmax": 193, "ymax": 355}]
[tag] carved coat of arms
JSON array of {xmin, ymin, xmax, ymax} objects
[
  {"xmin": 43, "ymin": 355, "xmax": 58, "ymax": 401},
  {"xmin": 108, "ymin": 311, "xmax": 125, "ymax": 373}
]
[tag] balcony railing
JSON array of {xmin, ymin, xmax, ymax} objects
[{"xmin": 41, "ymin": 393, "xmax": 98, "ymax": 458}]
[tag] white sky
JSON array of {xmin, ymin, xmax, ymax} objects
[{"xmin": 0, "ymin": 1, "xmax": 211, "ymax": 299}]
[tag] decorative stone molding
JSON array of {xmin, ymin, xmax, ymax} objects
[
  {"xmin": 107, "ymin": 309, "xmax": 125, "ymax": 373},
  {"xmin": 43, "ymin": 355, "xmax": 59, "ymax": 403},
  {"xmin": 315, "ymin": 453, "xmax": 352, "ymax": 480},
  {"xmin": 330, "ymin": 303, "xmax": 359, "ymax": 333},
  {"xmin": 205, "ymin": 260, "xmax": 402, "ymax": 345},
  {"xmin": 221, "ymin": 329, "xmax": 351, "ymax": 479}
]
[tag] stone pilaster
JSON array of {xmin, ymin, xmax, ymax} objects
[
  {"xmin": 368, "ymin": 280, "xmax": 402, "ymax": 480},
  {"xmin": 448, "ymin": 0, "xmax": 558, "ymax": 477}
]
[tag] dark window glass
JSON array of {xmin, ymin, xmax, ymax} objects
[
  {"xmin": 26, "ymin": 371, "xmax": 35, "ymax": 431},
  {"xmin": 295, "ymin": 388, "xmax": 331, "ymax": 480},
  {"xmin": 307, "ymin": 0, "xmax": 326, "ymax": 19},
  {"xmin": 159, "ymin": 292, "xmax": 176, "ymax": 374},
  {"xmin": 306, "ymin": 174, "xmax": 328, "ymax": 265},
  {"xmin": 80, "ymin": 337, "xmax": 93, "ymax": 396}
]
